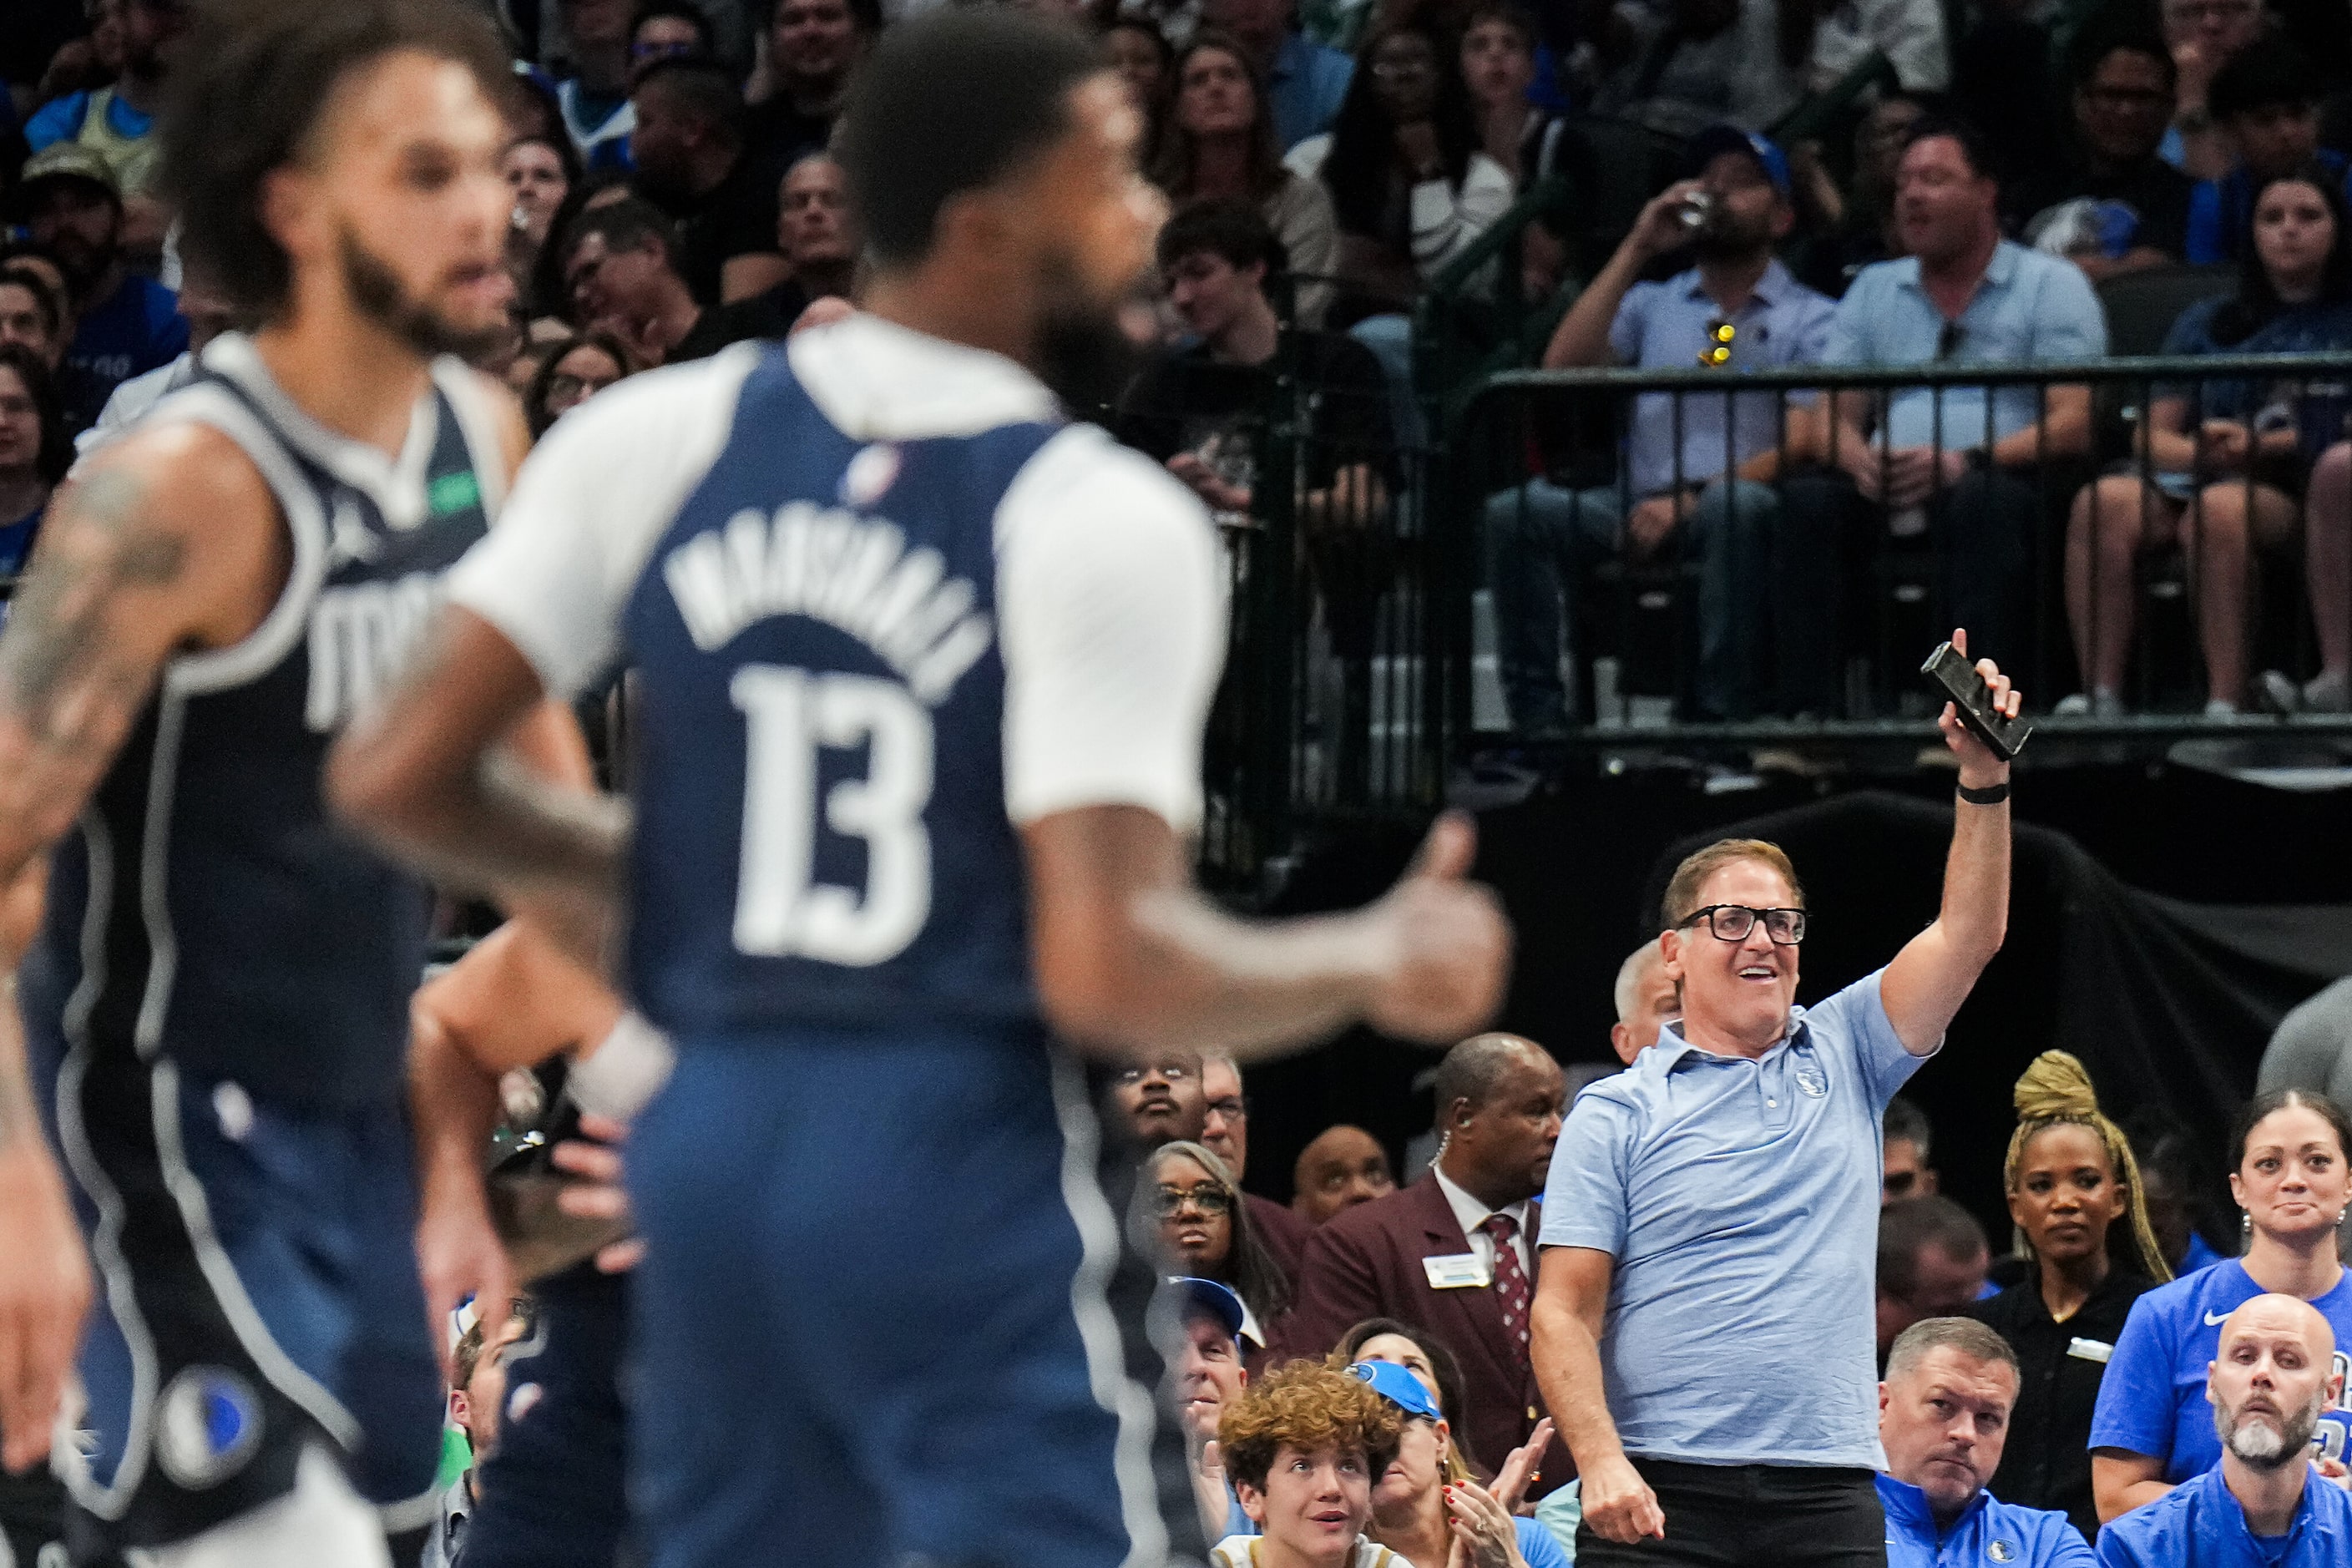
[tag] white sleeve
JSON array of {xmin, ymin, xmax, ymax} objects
[
  {"xmin": 443, "ymin": 347, "xmax": 761, "ymax": 699},
  {"xmin": 996, "ymin": 425, "xmax": 1227, "ymax": 833}
]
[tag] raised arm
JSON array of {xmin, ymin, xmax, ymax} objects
[
  {"xmin": 1025, "ymin": 805, "xmax": 1508, "ymax": 1061},
  {"xmin": 0, "ymin": 426, "xmax": 286, "ymax": 1471},
  {"xmin": 1879, "ymin": 628, "xmax": 2015, "ymax": 1055},
  {"xmin": 1531, "ymin": 1246, "xmax": 1663, "ymax": 1543}
]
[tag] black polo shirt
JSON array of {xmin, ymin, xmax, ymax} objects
[{"xmin": 1966, "ymin": 1267, "xmax": 2156, "ymax": 1543}]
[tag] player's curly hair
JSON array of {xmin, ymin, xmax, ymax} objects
[
  {"xmin": 2004, "ymin": 1051, "xmax": 2171, "ymax": 1282},
  {"xmin": 160, "ymin": 0, "xmax": 511, "ymax": 320},
  {"xmin": 1217, "ymin": 1361, "xmax": 1403, "ymax": 1495}
]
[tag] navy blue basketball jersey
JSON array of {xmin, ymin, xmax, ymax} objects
[
  {"xmin": 620, "ymin": 354, "xmax": 1050, "ymax": 1038},
  {"xmin": 22, "ymin": 333, "xmax": 506, "ymax": 1108},
  {"xmin": 448, "ymin": 319, "xmax": 1228, "ymax": 1050}
]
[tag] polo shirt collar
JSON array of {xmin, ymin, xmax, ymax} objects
[
  {"xmin": 1893, "ymin": 240, "xmax": 2019, "ymax": 304},
  {"xmin": 2203, "ymin": 1461, "xmax": 2319, "ymax": 1549},
  {"xmin": 1652, "ymin": 1009, "xmax": 1807, "ymax": 1070},
  {"xmin": 1874, "ymin": 1473, "xmax": 1989, "ymax": 1544},
  {"xmin": 1675, "ymin": 258, "xmax": 1798, "ymax": 311}
]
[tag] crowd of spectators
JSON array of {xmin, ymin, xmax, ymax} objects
[{"xmin": 8, "ymin": 1, "xmax": 2352, "ymax": 1564}]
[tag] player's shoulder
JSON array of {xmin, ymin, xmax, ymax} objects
[
  {"xmin": 72, "ymin": 413, "xmax": 276, "ymax": 530},
  {"xmin": 999, "ymin": 421, "xmax": 1213, "ymax": 541}
]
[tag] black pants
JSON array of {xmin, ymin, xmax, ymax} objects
[
  {"xmin": 1575, "ymin": 1459, "xmax": 1887, "ymax": 1567},
  {"xmin": 1773, "ymin": 463, "xmax": 2056, "ymax": 716}
]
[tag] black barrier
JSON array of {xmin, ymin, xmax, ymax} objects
[{"xmin": 1456, "ymin": 352, "xmax": 2352, "ymax": 747}]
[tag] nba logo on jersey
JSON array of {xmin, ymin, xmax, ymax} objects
[{"xmin": 154, "ymin": 1368, "xmax": 263, "ymax": 1490}]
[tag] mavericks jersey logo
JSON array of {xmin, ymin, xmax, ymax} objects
[
  {"xmin": 661, "ymin": 503, "xmax": 994, "ymax": 969},
  {"xmin": 306, "ymin": 570, "xmax": 448, "ymax": 733},
  {"xmin": 154, "ymin": 1367, "xmax": 262, "ymax": 1490}
]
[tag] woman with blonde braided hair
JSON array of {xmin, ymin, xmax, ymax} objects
[{"xmin": 1964, "ymin": 1050, "xmax": 2167, "ymax": 1540}]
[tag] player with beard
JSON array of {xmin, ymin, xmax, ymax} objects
[
  {"xmin": 325, "ymin": 10, "xmax": 1512, "ymax": 1567},
  {"xmin": 0, "ymin": 3, "xmax": 589, "ymax": 1565},
  {"xmin": 1490, "ymin": 124, "xmax": 1835, "ymax": 730}
]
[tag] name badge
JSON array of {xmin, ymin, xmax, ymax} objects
[
  {"xmin": 1424, "ymin": 1253, "xmax": 1490, "ymax": 1290},
  {"xmin": 2067, "ymin": 1338, "xmax": 2114, "ymax": 1364}
]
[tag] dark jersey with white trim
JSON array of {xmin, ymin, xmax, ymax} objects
[
  {"xmin": 20, "ymin": 333, "xmax": 502, "ymax": 1109},
  {"xmin": 622, "ymin": 351, "xmax": 1053, "ymax": 1041}
]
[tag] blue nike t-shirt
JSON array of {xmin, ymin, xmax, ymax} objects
[{"xmin": 2088, "ymin": 1260, "xmax": 2352, "ymax": 1480}]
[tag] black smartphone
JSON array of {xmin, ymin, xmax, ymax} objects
[{"xmin": 1920, "ymin": 641, "xmax": 2031, "ymax": 761}]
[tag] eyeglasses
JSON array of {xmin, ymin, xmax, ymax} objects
[
  {"xmin": 1677, "ymin": 904, "xmax": 1807, "ymax": 944},
  {"xmin": 1114, "ymin": 1062, "xmax": 1196, "ymax": 1086},
  {"xmin": 1154, "ymin": 1185, "xmax": 1233, "ymax": 1217},
  {"xmin": 1697, "ymin": 318, "xmax": 1736, "ymax": 367},
  {"xmin": 1935, "ymin": 320, "xmax": 1965, "ymax": 361},
  {"xmin": 547, "ymin": 373, "xmax": 615, "ymax": 400},
  {"xmin": 1206, "ymin": 1096, "xmax": 1249, "ymax": 1121}
]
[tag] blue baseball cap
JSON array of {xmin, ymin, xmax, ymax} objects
[
  {"xmin": 1691, "ymin": 124, "xmax": 1793, "ymax": 200},
  {"xmin": 1171, "ymin": 1277, "xmax": 1246, "ymax": 1342},
  {"xmin": 1348, "ymin": 1359, "xmax": 1443, "ymax": 1422}
]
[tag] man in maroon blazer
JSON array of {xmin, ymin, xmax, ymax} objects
[{"xmin": 1280, "ymin": 1033, "xmax": 1570, "ymax": 1491}]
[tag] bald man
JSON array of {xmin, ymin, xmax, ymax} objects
[
  {"xmin": 1280, "ymin": 1033, "xmax": 1571, "ymax": 1490},
  {"xmin": 1611, "ymin": 942, "xmax": 1679, "ymax": 1066},
  {"xmin": 1292, "ymin": 1125, "xmax": 1397, "ymax": 1225},
  {"xmin": 2097, "ymin": 1294, "xmax": 2352, "ymax": 1565}
]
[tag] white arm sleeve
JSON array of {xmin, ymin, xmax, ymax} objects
[
  {"xmin": 996, "ymin": 425, "xmax": 1228, "ymax": 833},
  {"xmin": 443, "ymin": 348, "xmax": 760, "ymax": 699}
]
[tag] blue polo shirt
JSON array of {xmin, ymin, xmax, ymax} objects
[
  {"xmin": 2095, "ymin": 1459, "xmax": 2352, "ymax": 1566},
  {"xmin": 1539, "ymin": 968, "xmax": 1930, "ymax": 1469},
  {"xmin": 1824, "ymin": 241, "xmax": 2107, "ymax": 453},
  {"xmin": 1877, "ymin": 1474, "xmax": 2096, "ymax": 1568},
  {"xmin": 2088, "ymin": 1261, "xmax": 2352, "ymax": 1483},
  {"xmin": 1269, "ymin": 31, "xmax": 1354, "ymax": 151},
  {"xmin": 1609, "ymin": 259, "xmax": 1837, "ymax": 498}
]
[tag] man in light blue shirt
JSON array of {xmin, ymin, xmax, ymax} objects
[
  {"xmin": 1203, "ymin": 0, "xmax": 1354, "ymax": 149},
  {"xmin": 1776, "ymin": 115, "xmax": 2107, "ymax": 716},
  {"xmin": 2097, "ymin": 1294, "xmax": 2352, "ymax": 1566},
  {"xmin": 1486, "ymin": 125, "xmax": 1834, "ymax": 729},
  {"xmin": 1529, "ymin": 641, "xmax": 2023, "ymax": 1567},
  {"xmin": 1877, "ymin": 1318, "xmax": 2097, "ymax": 1568}
]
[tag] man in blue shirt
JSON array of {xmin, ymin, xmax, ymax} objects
[
  {"xmin": 1878, "ymin": 1318, "xmax": 2097, "ymax": 1567},
  {"xmin": 9, "ymin": 144, "xmax": 188, "ymax": 405},
  {"xmin": 2097, "ymin": 1294, "xmax": 2352, "ymax": 1565},
  {"xmin": 1203, "ymin": 0, "xmax": 1353, "ymax": 150},
  {"xmin": 1777, "ymin": 116, "xmax": 2105, "ymax": 716},
  {"xmin": 2182, "ymin": 38, "xmax": 2351, "ymax": 266},
  {"xmin": 1531, "ymin": 640, "xmax": 2024, "ymax": 1567},
  {"xmin": 1487, "ymin": 125, "xmax": 1834, "ymax": 730}
]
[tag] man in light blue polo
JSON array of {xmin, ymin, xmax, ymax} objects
[
  {"xmin": 1486, "ymin": 124, "xmax": 1835, "ymax": 730},
  {"xmin": 1878, "ymin": 1318, "xmax": 2097, "ymax": 1567},
  {"xmin": 1777, "ymin": 114, "xmax": 2107, "ymax": 716},
  {"xmin": 2097, "ymin": 1294, "xmax": 2352, "ymax": 1567},
  {"xmin": 1529, "ymin": 631, "xmax": 2023, "ymax": 1567},
  {"xmin": 1202, "ymin": 0, "xmax": 1353, "ymax": 150}
]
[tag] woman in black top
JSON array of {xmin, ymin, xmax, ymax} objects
[{"xmin": 1966, "ymin": 1050, "xmax": 2172, "ymax": 1542}]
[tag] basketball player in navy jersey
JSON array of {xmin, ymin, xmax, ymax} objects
[
  {"xmin": 0, "ymin": 3, "xmax": 590, "ymax": 1565},
  {"xmin": 330, "ymin": 11, "xmax": 1512, "ymax": 1567}
]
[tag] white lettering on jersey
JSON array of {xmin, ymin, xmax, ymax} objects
[
  {"xmin": 304, "ymin": 571, "xmax": 446, "ymax": 732},
  {"xmin": 661, "ymin": 504, "xmax": 994, "ymax": 706}
]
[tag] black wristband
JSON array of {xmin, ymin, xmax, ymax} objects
[{"xmin": 1956, "ymin": 781, "xmax": 2011, "ymax": 806}]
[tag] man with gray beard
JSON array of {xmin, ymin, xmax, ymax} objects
[{"xmin": 2096, "ymin": 1293, "xmax": 2352, "ymax": 1565}]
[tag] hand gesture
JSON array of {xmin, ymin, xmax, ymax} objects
[
  {"xmin": 0, "ymin": 1140, "xmax": 92, "ymax": 1474},
  {"xmin": 1579, "ymin": 1451, "xmax": 1666, "ymax": 1544},
  {"xmin": 552, "ymin": 1113, "xmax": 643, "ymax": 1274},
  {"xmin": 1935, "ymin": 627, "xmax": 2019, "ymax": 787},
  {"xmin": 1365, "ymin": 812, "xmax": 1511, "ymax": 1044},
  {"xmin": 1625, "ymin": 495, "xmax": 1682, "ymax": 559},
  {"xmin": 2197, "ymin": 419, "xmax": 2252, "ymax": 474},
  {"xmin": 1491, "ymin": 1416, "xmax": 1555, "ymax": 1515},
  {"xmin": 1444, "ymin": 1479, "xmax": 1527, "ymax": 1568},
  {"xmin": 417, "ymin": 1170, "xmax": 517, "ymax": 1379}
]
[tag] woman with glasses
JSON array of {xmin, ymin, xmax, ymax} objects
[
  {"xmin": 524, "ymin": 331, "xmax": 636, "ymax": 438},
  {"xmin": 1151, "ymin": 32, "xmax": 1341, "ymax": 326},
  {"xmin": 1149, "ymin": 1141, "xmax": 1293, "ymax": 1369},
  {"xmin": 2061, "ymin": 162, "xmax": 2352, "ymax": 718}
]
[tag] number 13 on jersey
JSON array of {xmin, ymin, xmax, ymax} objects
[{"xmin": 729, "ymin": 665, "xmax": 934, "ymax": 965}]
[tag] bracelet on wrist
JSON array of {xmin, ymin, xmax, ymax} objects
[{"xmin": 1956, "ymin": 780, "xmax": 2011, "ymax": 806}]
